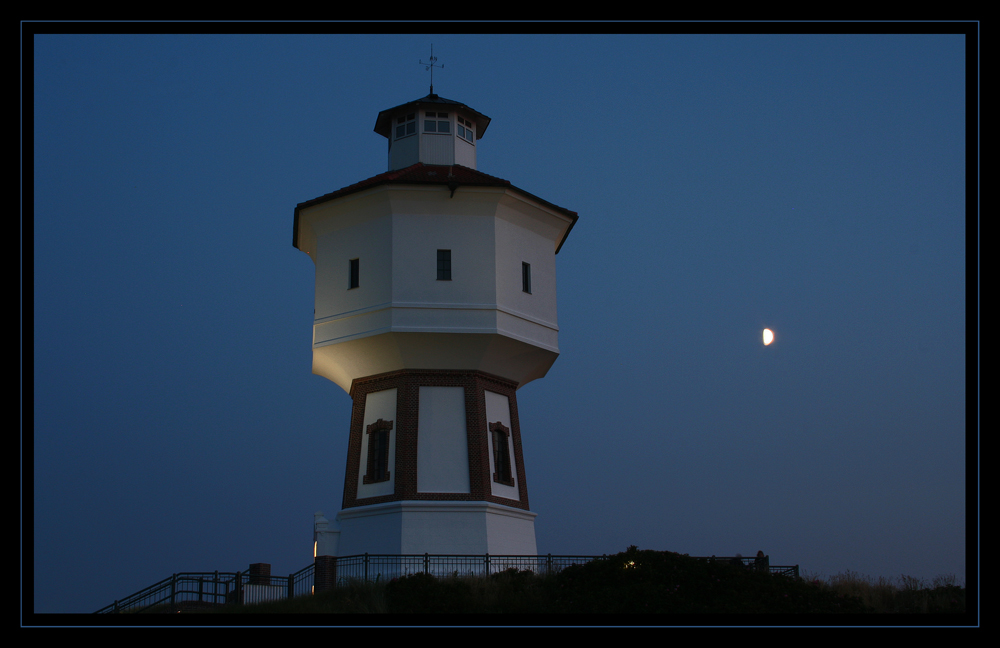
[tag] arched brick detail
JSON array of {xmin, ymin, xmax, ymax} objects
[
  {"xmin": 362, "ymin": 418, "xmax": 393, "ymax": 484},
  {"xmin": 489, "ymin": 421, "xmax": 514, "ymax": 486}
]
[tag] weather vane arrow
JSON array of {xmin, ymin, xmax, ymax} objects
[{"xmin": 419, "ymin": 44, "xmax": 443, "ymax": 95}]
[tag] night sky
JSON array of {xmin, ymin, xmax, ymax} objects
[{"xmin": 28, "ymin": 26, "xmax": 974, "ymax": 616}]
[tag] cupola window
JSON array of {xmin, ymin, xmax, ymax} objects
[
  {"xmin": 457, "ymin": 116, "xmax": 475, "ymax": 143},
  {"xmin": 394, "ymin": 113, "xmax": 416, "ymax": 139},
  {"xmin": 424, "ymin": 111, "xmax": 451, "ymax": 133}
]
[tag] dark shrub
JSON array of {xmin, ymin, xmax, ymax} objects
[
  {"xmin": 541, "ymin": 547, "xmax": 871, "ymax": 614},
  {"xmin": 385, "ymin": 572, "xmax": 473, "ymax": 613}
]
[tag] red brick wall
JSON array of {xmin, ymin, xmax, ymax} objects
[{"xmin": 313, "ymin": 555, "xmax": 337, "ymax": 593}]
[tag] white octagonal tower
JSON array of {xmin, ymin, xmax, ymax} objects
[{"xmin": 294, "ymin": 92, "xmax": 577, "ymax": 557}]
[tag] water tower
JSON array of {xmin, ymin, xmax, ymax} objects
[{"xmin": 293, "ymin": 88, "xmax": 576, "ymax": 557}]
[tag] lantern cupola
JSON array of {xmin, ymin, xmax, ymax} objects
[{"xmin": 374, "ymin": 93, "xmax": 491, "ymax": 171}]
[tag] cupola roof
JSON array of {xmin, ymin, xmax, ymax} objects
[{"xmin": 374, "ymin": 93, "xmax": 491, "ymax": 140}]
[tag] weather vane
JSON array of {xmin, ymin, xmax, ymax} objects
[{"xmin": 419, "ymin": 45, "xmax": 443, "ymax": 94}]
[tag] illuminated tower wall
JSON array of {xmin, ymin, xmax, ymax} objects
[{"xmin": 294, "ymin": 92, "xmax": 576, "ymax": 556}]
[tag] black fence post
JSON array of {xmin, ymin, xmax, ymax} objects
[{"xmin": 424, "ymin": 553, "xmax": 429, "ymax": 574}]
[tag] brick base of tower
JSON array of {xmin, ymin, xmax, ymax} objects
[{"xmin": 330, "ymin": 369, "xmax": 537, "ymax": 556}]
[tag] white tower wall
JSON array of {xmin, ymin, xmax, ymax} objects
[
  {"xmin": 416, "ymin": 386, "xmax": 471, "ymax": 494},
  {"xmin": 419, "ymin": 131, "xmax": 455, "ymax": 166},
  {"xmin": 295, "ymin": 93, "xmax": 575, "ymax": 562},
  {"xmin": 297, "ymin": 184, "xmax": 570, "ymax": 393}
]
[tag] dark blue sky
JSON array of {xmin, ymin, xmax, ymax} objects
[{"xmin": 28, "ymin": 28, "xmax": 974, "ymax": 615}]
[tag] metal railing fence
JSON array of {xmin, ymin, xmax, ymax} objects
[
  {"xmin": 94, "ymin": 563, "xmax": 317, "ymax": 614},
  {"xmin": 328, "ymin": 553, "xmax": 606, "ymax": 584},
  {"xmin": 95, "ymin": 571, "xmax": 239, "ymax": 614},
  {"xmin": 706, "ymin": 555, "xmax": 800, "ymax": 578},
  {"xmin": 96, "ymin": 553, "xmax": 799, "ymax": 613}
]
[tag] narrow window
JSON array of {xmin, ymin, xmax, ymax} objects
[
  {"xmin": 363, "ymin": 418, "xmax": 393, "ymax": 484},
  {"xmin": 489, "ymin": 421, "xmax": 514, "ymax": 486},
  {"xmin": 349, "ymin": 258, "xmax": 359, "ymax": 289},
  {"xmin": 437, "ymin": 249, "xmax": 452, "ymax": 281},
  {"xmin": 522, "ymin": 262, "xmax": 531, "ymax": 294}
]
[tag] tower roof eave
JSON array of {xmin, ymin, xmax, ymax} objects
[{"xmin": 292, "ymin": 163, "xmax": 578, "ymax": 252}]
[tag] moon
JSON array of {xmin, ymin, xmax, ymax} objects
[{"xmin": 763, "ymin": 328, "xmax": 774, "ymax": 345}]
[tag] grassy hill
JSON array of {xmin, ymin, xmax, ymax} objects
[{"xmin": 203, "ymin": 547, "xmax": 965, "ymax": 618}]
